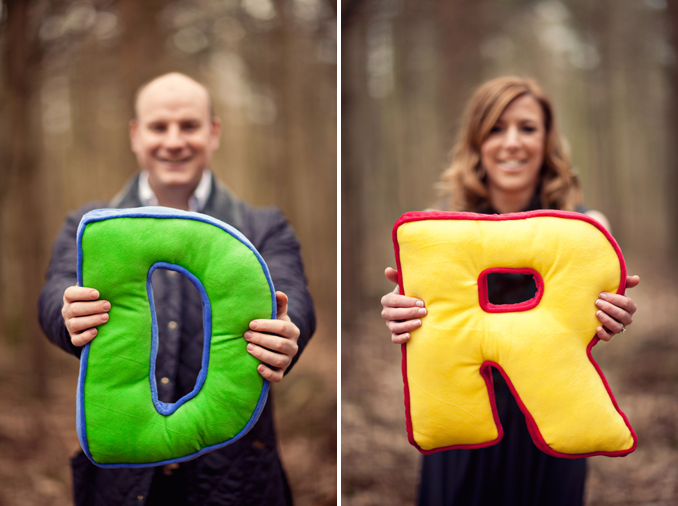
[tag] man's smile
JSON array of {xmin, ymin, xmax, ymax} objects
[{"xmin": 156, "ymin": 155, "xmax": 194, "ymax": 164}]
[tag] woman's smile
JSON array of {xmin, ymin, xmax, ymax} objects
[{"xmin": 496, "ymin": 159, "xmax": 529, "ymax": 171}]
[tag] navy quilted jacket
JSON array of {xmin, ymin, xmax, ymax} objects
[{"xmin": 38, "ymin": 174, "xmax": 316, "ymax": 506}]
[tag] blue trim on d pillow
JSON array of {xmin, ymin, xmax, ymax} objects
[
  {"xmin": 75, "ymin": 206, "xmax": 276, "ymax": 468},
  {"xmin": 93, "ymin": 383, "xmax": 271, "ymax": 469},
  {"xmin": 147, "ymin": 262, "xmax": 213, "ymax": 416},
  {"xmin": 75, "ymin": 342, "xmax": 91, "ymax": 462}
]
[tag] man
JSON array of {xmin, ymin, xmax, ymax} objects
[{"xmin": 39, "ymin": 73, "xmax": 315, "ymax": 505}]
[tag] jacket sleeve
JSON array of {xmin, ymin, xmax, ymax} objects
[
  {"xmin": 38, "ymin": 203, "xmax": 100, "ymax": 358},
  {"xmin": 246, "ymin": 207, "xmax": 316, "ymax": 374}
]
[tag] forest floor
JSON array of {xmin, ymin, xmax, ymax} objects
[
  {"xmin": 0, "ymin": 305, "xmax": 337, "ymax": 506},
  {"xmin": 342, "ymin": 256, "xmax": 678, "ymax": 506}
]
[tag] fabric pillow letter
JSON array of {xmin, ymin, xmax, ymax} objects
[
  {"xmin": 76, "ymin": 207, "xmax": 275, "ymax": 468},
  {"xmin": 393, "ymin": 210, "xmax": 636, "ymax": 458}
]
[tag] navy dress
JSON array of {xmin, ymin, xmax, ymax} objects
[{"xmin": 417, "ymin": 198, "xmax": 587, "ymax": 506}]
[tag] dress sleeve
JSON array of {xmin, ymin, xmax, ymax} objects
[
  {"xmin": 248, "ymin": 207, "xmax": 316, "ymax": 374},
  {"xmin": 38, "ymin": 203, "xmax": 100, "ymax": 358}
]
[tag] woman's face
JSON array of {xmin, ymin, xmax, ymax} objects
[{"xmin": 480, "ymin": 94, "xmax": 546, "ymax": 198}]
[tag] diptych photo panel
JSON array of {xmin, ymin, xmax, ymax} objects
[
  {"xmin": 2, "ymin": 1, "xmax": 335, "ymax": 505},
  {"xmin": 342, "ymin": 1, "xmax": 678, "ymax": 505}
]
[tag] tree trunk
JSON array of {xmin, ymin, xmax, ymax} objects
[{"xmin": 3, "ymin": 0, "xmax": 47, "ymax": 399}]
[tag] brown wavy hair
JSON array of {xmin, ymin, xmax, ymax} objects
[{"xmin": 437, "ymin": 76, "xmax": 582, "ymax": 212}]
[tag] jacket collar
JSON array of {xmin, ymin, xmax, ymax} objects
[{"xmin": 109, "ymin": 172, "xmax": 243, "ymax": 230}]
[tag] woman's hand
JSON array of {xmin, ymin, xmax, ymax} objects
[
  {"xmin": 595, "ymin": 275, "xmax": 639, "ymax": 341},
  {"xmin": 380, "ymin": 267, "xmax": 427, "ymax": 344}
]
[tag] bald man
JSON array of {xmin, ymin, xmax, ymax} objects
[{"xmin": 39, "ymin": 73, "xmax": 315, "ymax": 506}]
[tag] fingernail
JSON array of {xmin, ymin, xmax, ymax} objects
[
  {"xmin": 597, "ymin": 327, "xmax": 603, "ymax": 333},
  {"xmin": 415, "ymin": 319, "xmax": 422, "ymax": 327},
  {"xmin": 244, "ymin": 332, "xmax": 251, "ymax": 341},
  {"xmin": 418, "ymin": 308, "xmax": 427, "ymax": 316},
  {"xmin": 250, "ymin": 321, "xmax": 258, "ymax": 330},
  {"xmin": 101, "ymin": 313, "xmax": 109, "ymax": 322},
  {"xmin": 90, "ymin": 290, "xmax": 99, "ymax": 299},
  {"xmin": 595, "ymin": 299, "xmax": 602, "ymax": 308},
  {"xmin": 247, "ymin": 344, "xmax": 254, "ymax": 352},
  {"xmin": 596, "ymin": 311, "xmax": 602, "ymax": 317},
  {"xmin": 416, "ymin": 300, "xmax": 424, "ymax": 307},
  {"xmin": 91, "ymin": 328, "xmax": 97, "ymax": 336},
  {"xmin": 599, "ymin": 293, "xmax": 607, "ymax": 299},
  {"xmin": 103, "ymin": 301, "xmax": 111, "ymax": 311}
]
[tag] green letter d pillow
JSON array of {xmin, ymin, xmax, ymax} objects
[{"xmin": 76, "ymin": 207, "xmax": 275, "ymax": 468}]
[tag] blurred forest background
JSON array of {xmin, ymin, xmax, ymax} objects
[
  {"xmin": 342, "ymin": 0, "xmax": 678, "ymax": 505},
  {"xmin": 0, "ymin": 0, "xmax": 336, "ymax": 504}
]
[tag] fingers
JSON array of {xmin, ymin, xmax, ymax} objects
[
  {"xmin": 595, "ymin": 309, "xmax": 625, "ymax": 337},
  {"xmin": 391, "ymin": 332, "xmax": 412, "ymax": 345},
  {"xmin": 246, "ymin": 341, "xmax": 292, "ymax": 369},
  {"xmin": 66, "ymin": 312, "xmax": 110, "ymax": 347},
  {"xmin": 381, "ymin": 284, "xmax": 426, "ymax": 344},
  {"xmin": 626, "ymin": 275, "xmax": 640, "ymax": 290},
  {"xmin": 596, "ymin": 293, "xmax": 636, "ymax": 324},
  {"xmin": 245, "ymin": 329, "xmax": 299, "ymax": 358},
  {"xmin": 386, "ymin": 318, "xmax": 422, "ymax": 337},
  {"xmin": 381, "ymin": 304, "xmax": 427, "ymax": 322},
  {"xmin": 245, "ymin": 338, "xmax": 293, "ymax": 383},
  {"xmin": 245, "ymin": 318, "xmax": 301, "ymax": 382},
  {"xmin": 381, "ymin": 292, "xmax": 424, "ymax": 313},
  {"xmin": 383, "ymin": 285, "xmax": 422, "ymax": 348},
  {"xmin": 249, "ymin": 319, "xmax": 300, "ymax": 341},
  {"xmin": 255, "ymin": 363, "xmax": 284, "ymax": 382},
  {"xmin": 62, "ymin": 286, "xmax": 111, "ymax": 347},
  {"xmin": 64, "ymin": 286, "xmax": 100, "ymax": 303},
  {"xmin": 71, "ymin": 328, "xmax": 99, "ymax": 347},
  {"xmin": 384, "ymin": 267, "xmax": 399, "ymax": 285},
  {"xmin": 275, "ymin": 291, "xmax": 289, "ymax": 320},
  {"xmin": 594, "ymin": 275, "xmax": 639, "ymax": 343},
  {"xmin": 596, "ymin": 325, "xmax": 615, "ymax": 342},
  {"xmin": 66, "ymin": 312, "xmax": 110, "ymax": 333},
  {"xmin": 595, "ymin": 293, "xmax": 632, "ymax": 341},
  {"xmin": 68, "ymin": 300, "xmax": 111, "ymax": 318}
]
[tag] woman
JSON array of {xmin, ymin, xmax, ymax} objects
[{"xmin": 380, "ymin": 76, "xmax": 638, "ymax": 505}]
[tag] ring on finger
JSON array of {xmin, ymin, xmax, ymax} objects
[{"xmin": 619, "ymin": 323, "xmax": 626, "ymax": 334}]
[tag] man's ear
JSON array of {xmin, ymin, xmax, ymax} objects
[
  {"xmin": 129, "ymin": 119, "xmax": 139, "ymax": 152},
  {"xmin": 210, "ymin": 117, "xmax": 222, "ymax": 151}
]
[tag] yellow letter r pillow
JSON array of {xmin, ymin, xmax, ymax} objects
[{"xmin": 393, "ymin": 210, "xmax": 636, "ymax": 458}]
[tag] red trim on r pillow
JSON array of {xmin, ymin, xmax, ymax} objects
[
  {"xmin": 479, "ymin": 359, "xmax": 636, "ymax": 459},
  {"xmin": 478, "ymin": 268, "xmax": 544, "ymax": 313},
  {"xmin": 392, "ymin": 210, "xmax": 634, "ymax": 457}
]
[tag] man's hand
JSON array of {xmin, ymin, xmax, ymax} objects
[
  {"xmin": 245, "ymin": 291, "xmax": 300, "ymax": 382},
  {"xmin": 61, "ymin": 286, "xmax": 111, "ymax": 347}
]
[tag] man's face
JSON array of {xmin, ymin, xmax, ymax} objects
[{"xmin": 130, "ymin": 76, "xmax": 220, "ymax": 192}]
